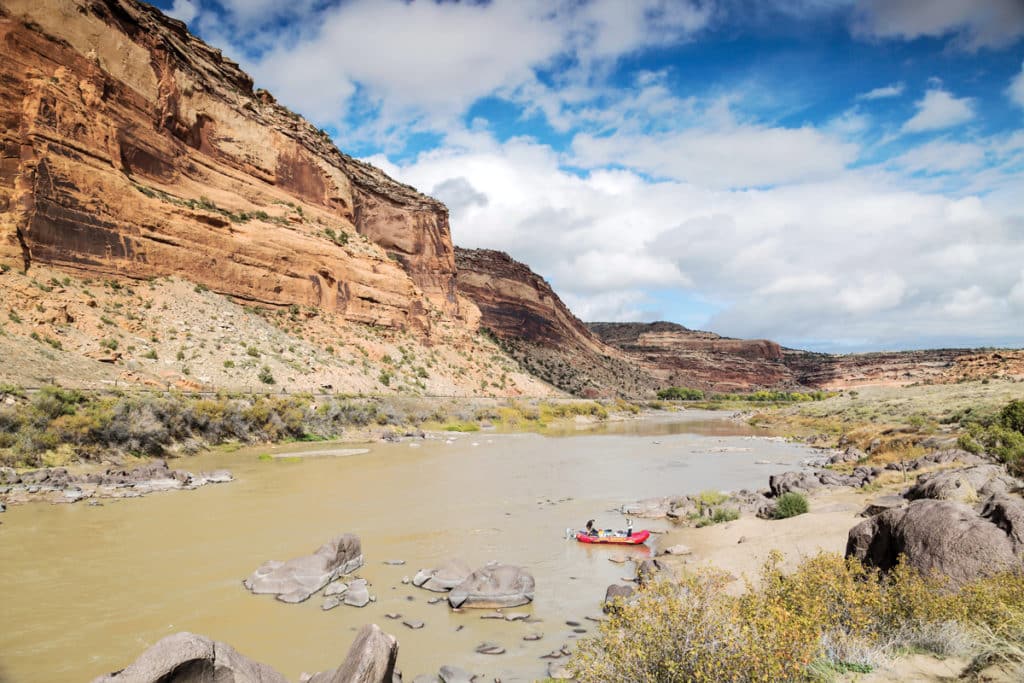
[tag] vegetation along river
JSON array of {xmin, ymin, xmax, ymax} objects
[{"xmin": 0, "ymin": 411, "xmax": 820, "ymax": 682}]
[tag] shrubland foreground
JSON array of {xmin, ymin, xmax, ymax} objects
[{"xmin": 571, "ymin": 553, "xmax": 1024, "ymax": 682}]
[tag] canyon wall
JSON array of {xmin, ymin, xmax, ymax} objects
[
  {"xmin": 455, "ymin": 248, "xmax": 656, "ymax": 397},
  {"xmin": 0, "ymin": 0, "xmax": 460, "ymax": 333}
]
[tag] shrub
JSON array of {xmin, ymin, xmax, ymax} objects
[
  {"xmin": 257, "ymin": 366, "xmax": 275, "ymax": 385},
  {"xmin": 657, "ymin": 386, "xmax": 704, "ymax": 401},
  {"xmin": 775, "ymin": 492, "xmax": 809, "ymax": 519},
  {"xmin": 442, "ymin": 422, "xmax": 479, "ymax": 432},
  {"xmin": 223, "ymin": 360, "xmax": 234, "ymax": 368},
  {"xmin": 571, "ymin": 552, "xmax": 1024, "ymax": 683},
  {"xmin": 246, "ymin": 345, "xmax": 260, "ymax": 357}
]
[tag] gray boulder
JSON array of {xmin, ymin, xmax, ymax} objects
[
  {"xmin": 905, "ymin": 465, "xmax": 1017, "ymax": 503},
  {"xmin": 91, "ymin": 632, "xmax": 287, "ymax": 683},
  {"xmin": 343, "ymin": 579, "xmax": 371, "ymax": 608},
  {"xmin": 621, "ymin": 496, "xmax": 685, "ymax": 518},
  {"xmin": 243, "ymin": 534, "xmax": 363, "ymax": 603},
  {"xmin": 828, "ymin": 447, "xmax": 866, "ymax": 465},
  {"xmin": 447, "ymin": 562, "xmax": 534, "ymax": 609},
  {"xmin": 860, "ymin": 494, "xmax": 907, "ymax": 517},
  {"xmin": 412, "ymin": 559, "xmax": 473, "ymax": 592},
  {"xmin": 636, "ymin": 558, "xmax": 668, "ymax": 585},
  {"xmin": 769, "ymin": 471, "xmax": 822, "ymax": 497},
  {"xmin": 306, "ymin": 624, "xmax": 398, "ymax": 683},
  {"xmin": 981, "ymin": 495, "xmax": 1024, "ymax": 553},
  {"xmin": 603, "ymin": 584, "xmax": 635, "ymax": 613},
  {"xmin": 846, "ymin": 498, "xmax": 1023, "ymax": 587}
]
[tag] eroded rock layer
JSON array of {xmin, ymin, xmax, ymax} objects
[
  {"xmin": 589, "ymin": 321, "xmax": 792, "ymax": 392},
  {"xmin": 455, "ymin": 248, "xmax": 656, "ymax": 397},
  {"xmin": 0, "ymin": 0, "xmax": 458, "ymax": 333}
]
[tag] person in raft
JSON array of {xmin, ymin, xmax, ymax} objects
[{"xmin": 585, "ymin": 519, "xmax": 600, "ymax": 537}]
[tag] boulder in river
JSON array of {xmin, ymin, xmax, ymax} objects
[
  {"xmin": 846, "ymin": 498, "xmax": 1024, "ymax": 587},
  {"xmin": 343, "ymin": 579, "xmax": 371, "ymax": 608},
  {"xmin": 603, "ymin": 584, "xmax": 635, "ymax": 613},
  {"xmin": 91, "ymin": 631, "xmax": 287, "ymax": 683},
  {"xmin": 412, "ymin": 559, "xmax": 473, "ymax": 592},
  {"xmin": 243, "ymin": 533, "xmax": 363, "ymax": 603},
  {"xmin": 306, "ymin": 623, "xmax": 399, "ymax": 683},
  {"xmin": 447, "ymin": 562, "xmax": 535, "ymax": 609}
]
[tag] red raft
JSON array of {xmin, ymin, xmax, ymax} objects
[{"xmin": 575, "ymin": 529, "xmax": 651, "ymax": 545}]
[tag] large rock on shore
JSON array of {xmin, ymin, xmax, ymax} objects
[
  {"xmin": 412, "ymin": 559, "xmax": 473, "ymax": 593},
  {"xmin": 447, "ymin": 562, "xmax": 535, "ymax": 609},
  {"xmin": 91, "ymin": 632, "xmax": 287, "ymax": 683},
  {"xmin": 905, "ymin": 465, "xmax": 1018, "ymax": 503},
  {"xmin": 305, "ymin": 624, "xmax": 398, "ymax": 683},
  {"xmin": 846, "ymin": 498, "xmax": 1024, "ymax": 586},
  {"xmin": 243, "ymin": 534, "xmax": 363, "ymax": 603}
]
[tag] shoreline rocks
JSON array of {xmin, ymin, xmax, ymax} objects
[
  {"xmin": 244, "ymin": 534, "xmax": 364, "ymax": 604},
  {"xmin": 0, "ymin": 461, "xmax": 232, "ymax": 507},
  {"xmin": 846, "ymin": 497, "xmax": 1024, "ymax": 586}
]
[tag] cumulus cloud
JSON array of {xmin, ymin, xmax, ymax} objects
[
  {"xmin": 1009, "ymin": 62, "xmax": 1024, "ymax": 109},
  {"xmin": 902, "ymin": 88, "xmax": 975, "ymax": 133},
  {"xmin": 571, "ymin": 123, "xmax": 859, "ymax": 188},
  {"xmin": 852, "ymin": 0, "xmax": 1024, "ymax": 50},
  {"xmin": 858, "ymin": 82, "xmax": 905, "ymax": 100},
  {"xmin": 167, "ymin": 0, "xmax": 198, "ymax": 24},
  {"xmin": 238, "ymin": 0, "xmax": 711, "ymax": 130},
  {"xmin": 377, "ymin": 132, "xmax": 1024, "ymax": 350},
  {"xmin": 891, "ymin": 139, "xmax": 986, "ymax": 174}
]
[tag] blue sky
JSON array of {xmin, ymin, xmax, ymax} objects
[{"xmin": 155, "ymin": 0, "xmax": 1024, "ymax": 352}]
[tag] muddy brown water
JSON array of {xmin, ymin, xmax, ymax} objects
[{"xmin": 0, "ymin": 412, "xmax": 818, "ymax": 682}]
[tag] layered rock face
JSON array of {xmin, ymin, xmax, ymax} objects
[
  {"xmin": 0, "ymin": 0, "xmax": 458, "ymax": 332},
  {"xmin": 455, "ymin": 247, "xmax": 656, "ymax": 397},
  {"xmin": 589, "ymin": 321, "xmax": 792, "ymax": 392},
  {"xmin": 783, "ymin": 348, "xmax": 1024, "ymax": 388}
]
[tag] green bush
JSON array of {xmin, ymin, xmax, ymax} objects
[
  {"xmin": 657, "ymin": 386, "xmax": 704, "ymax": 401},
  {"xmin": 257, "ymin": 366, "xmax": 275, "ymax": 385},
  {"xmin": 774, "ymin": 492, "xmax": 809, "ymax": 519}
]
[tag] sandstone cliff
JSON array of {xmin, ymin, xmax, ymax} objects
[
  {"xmin": 0, "ymin": 0, "xmax": 460, "ymax": 333},
  {"xmin": 455, "ymin": 248, "xmax": 656, "ymax": 397},
  {"xmin": 589, "ymin": 321, "xmax": 794, "ymax": 392}
]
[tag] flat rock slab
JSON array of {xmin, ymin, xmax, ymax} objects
[
  {"xmin": 383, "ymin": 559, "xmax": 406, "ymax": 566},
  {"xmin": 448, "ymin": 562, "xmax": 535, "ymax": 609},
  {"xmin": 385, "ymin": 613, "xmax": 401, "ymax": 619},
  {"xmin": 523, "ymin": 633, "xmax": 543, "ymax": 641},
  {"xmin": 321, "ymin": 596, "xmax": 341, "ymax": 611},
  {"xmin": 324, "ymin": 581, "xmax": 348, "ymax": 597},
  {"xmin": 402, "ymin": 620, "xmax": 425, "ymax": 630},
  {"xmin": 244, "ymin": 533, "xmax": 363, "ymax": 604},
  {"xmin": 475, "ymin": 642, "xmax": 505, "ymax": 655},
  {"xmin": 343, "ymin": 579, "xmax": 370, "ymax": 608},
  {"xmin": 413, "ymin": 559, "xmax": 473, "ymax": 592}
]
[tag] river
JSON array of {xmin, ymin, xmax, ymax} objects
[{"xmin": 0, "ymin": 411, "xmax": 818, "ymax": 682}]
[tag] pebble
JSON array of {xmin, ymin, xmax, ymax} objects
[
  {"xmin": 481, "ymin": 613, "xmax": 504, "ymax": 620},
  {"xmin": 572, "ymin": 628, "xmax": 586, "ymax": 634},
  {"xmin": 384, "ymin": 559, "xmax": 406, "ymax": 566},
  {"xmin": 321, "ymin": 597, "xmax": 341, "ymax": 611},
  {"xmin": 523, "ymin": 633, "xmax": 543, "ymax": 641},
  {"xmin": 427, "ymin": 597, "xmax": 442, "ymax": 605},
  {"xmin": 385, "ymin": 613, "xmax": 401, "ymax": 619},
  {"xmin": 402, "ymin": 577, "xmax": 411, "ymax": 584},
  {"xmin": 504, "ymin": 614, "xmax": 528, "ymax": 622},
  {"xmin": 565, "ymin": 621, "xmax": 580, "ymax": 627},
  {"xmin": 403, "ymin": 620, "xmax": 425, "ymax": 630}
]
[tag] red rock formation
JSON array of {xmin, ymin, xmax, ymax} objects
[
  {"xmin": 589, "ymin": 322, "xmax": 793, "ymax": 392},
  {"xmin": 0, "ymin": 0, "xmax": 458, "ymax": 332},
  {"xmin": 455, "ymin": 248, "xmax": 655, "ymax": 397}
]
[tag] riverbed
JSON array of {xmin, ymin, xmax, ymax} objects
[{"xmin": 0, "ymin": 411, "xmax": 819, "ymax": 682}]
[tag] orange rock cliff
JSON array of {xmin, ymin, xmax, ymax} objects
[{"xmin": 0, "ymin": 0, "xmax": 461, "ymax": 333}]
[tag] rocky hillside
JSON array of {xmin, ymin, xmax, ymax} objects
[
  {"xmin": 589, "ymin": 321, "xmax": 794, "ymax": 392},
  {"xmin": 783, "ymin": 348, "xmax": 1024, "ymax": 388},
  {"xmin": 0, "ymin": 0, "xmax": 461, "ymax": 332},
  {"xmin": 455, "ymin": 248, "xmax": 656, "ymax": 397},
  {"xmin": 0, "ymin": 0, "xmax": 559, "ymax": 397}
]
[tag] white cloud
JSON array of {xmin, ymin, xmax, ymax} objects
[
  {"xmin": 902, "ymin": 88, "xmax": 975, "ymax": 133},
  {"xmin": 167, "ymin": 0, "xmax": 198, "ymax": 24},
  {"xmin": 852, "ymin": 0, "xmax": 1024, "ymax": 50},
  {"xmin": 571, "ymin": 122, "xmax": 859, "ymax": 188},
  {"xmin": 241, "ymin": 0, "xmax": 710, "ymax": 129},
  {"xmin": 376, "ymin": 132, "xmax": 1024, "ymax": 348},
  {"xmin": 858, "ymin": 82, "xmax": 905, "ymax": 100},
  {"xmin": 1009, "ymin": 61, "xmax": 1024, "ymax": 109},
  {"xmin": 891, "ymin": 139, "xmax": 986, "ymax": 174}
]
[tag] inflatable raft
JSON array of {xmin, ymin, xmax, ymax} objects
[{"xmin": 575, "ymin": 529, "xmax": 650, "ymax": 545}]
